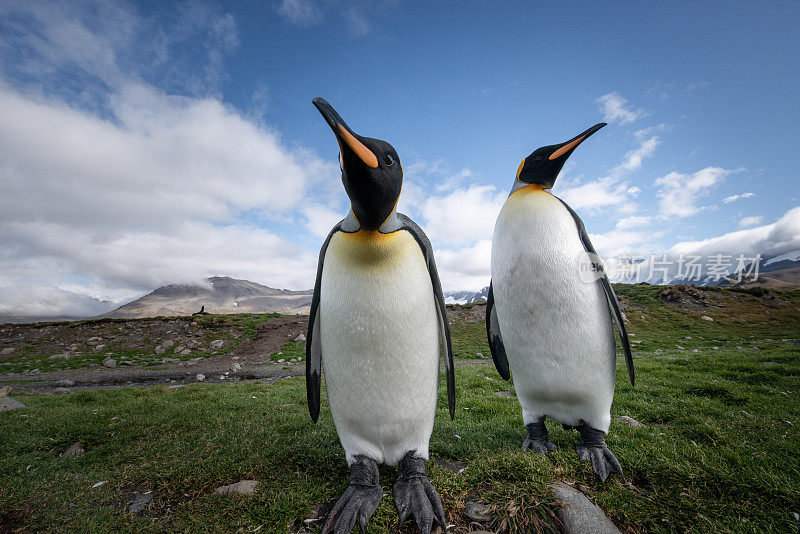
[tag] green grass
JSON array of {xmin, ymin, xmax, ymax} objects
[
  {"xmin": 0, "ymin": 313, "xmax": 278, "ymax": 374},
  {"xmin": 1, "ymin": 287, "xmax": 800, "ymax": 532},
  {"xmin": 270, "ymin": 340, "xmax": 305, "ymax": 362}
]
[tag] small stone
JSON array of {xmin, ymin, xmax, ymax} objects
[
  {"xmin": 196, "ymin": 374, "xmax": 206, "ymax": 382},
  {"xmin": 121, "ymin": 360, "xmax": 134, "ymax": 366},
  {"xmin": 154, "ymin": 347, "xmax": 166, "ymax": 355},
  {"xmin": 0, "ymin": 385, "xmax": 11, "ymax": 397},
  {"xmin": 56, "ymin": 379, "xmax": 75, "ymax": 387},
  {"xmin": 496, "ymin": 391, "xmax": 515, "ymax": 398},
  {"xmin": 28, "ymin": 369, "xmax": 40, "ymax": 375},
  {"xmin": 290, "ymin": 358, "xmax": 297, "ymax": 363},
  {"xmin": 214, "ymin": 480, "xmax": 259, "ymax": 495},
  {"xmin": 231, "ymin": 363, "xmax": 241, "ymax": 372},
  {"xmin": 700, "ymin": 316, "xmax": 714, "ymax": 322},
  {"xmin": 550, "ymin": 482, "xmax": 621, "ymax": 534},
  {"xmin": 162, "ymin": 358, "xmax": 178, "ymax": 363},
  {"xmin": 1, "ymin": 347, "xmax": 15, "ymax": 355},
  {"xmin": 210, "ymin": 339, "xmax": 225, "ymax": 349},
  {"xmin": 61, "ymin": 442, "xmax": 85, "ymax": 457},
  {"xmin": 87, "ymin": 336, "xmax": 102, "ymax": 345},
  {"xmin": 464, "ymin": 500, "xmax": 491, "ymax": 522},
  {"xmin": 162, "ymin": 340, "xmax": 175, "ymax": 348},
  {"xmin": 617, "ymin": 416, "xmax": 644, "ymax": 428},
  {"xmin": 53, "ymin": 387, "xmax": 71, "ymax": 394},
  {"xmin": 277, "ymin": 359, "xmax": 285, "ymax": 363},
  {"xmin": 190, "ymin": 321, "xmax": 198, "ymax": 326},
  {"xmin": 93, "ymin": 344, "xmax": 106, "ymax": 351},
  {"xmin": 476, "ymin": 352, "xmax": 485, "ymax": 359},
  {"xmin": 180, "ymin": 349, "xmax": 191, "ymax": 356},
  {"xmin": 0, "ymin": 397, "xmax": 26, "ymax": 412},
  {"xmin": 48, "ymin": 353, "xmax": 70, "ymax": 360},
  {"xmin": 793, "ymin": 512, "xmax": 799, "ymax": 521},
  {"xmin": 295, "ymin": 334, "xmax": 306, "ymax": 342},
  {"xmin": 102, "ymin": 357, "xmax": 117, "ymax": 368},
  {"xmin": 128, "ymin": 490, "xmax": 154, "ymax": 513},
  {"xmin": 173, "ymin": 346, "xmax": 185, "ymax": 354}
]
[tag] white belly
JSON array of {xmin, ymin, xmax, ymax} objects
[
  {"xmin": 491, "ymin": 187, "xmax": 616, "ymax": 432},
  {"xmin": 320, "ymin": 230, "xmax": 440, "ymax": 465}
]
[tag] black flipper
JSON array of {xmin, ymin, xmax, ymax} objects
[
  {"xmin": 306, "ymin": 223, "xmax": 342, "ymax": 423},
  {"xmin": 576, "ymin": 423, "xmax": 623, "ymax": 483},
  {"xmin": 392, "ymin": 452, "xmax": 447, "ymax": 534},
  {"xmin": 397, "ymin": 213, "xmax": 456, "ymax": 419},
  {"xmin": 322, "ymin": 456, "xmax": 383, "ymax": 534},
  {"xmin": 554, "ymin": 197, "xmax": 635, "ymax": 387},
  {"xmin": 486, "ymin": 282, "xmax": 510, "ymax": 380}
]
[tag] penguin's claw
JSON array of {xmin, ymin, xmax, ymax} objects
[
  {"xmin": 321, "ymin": 484, "xmax": 382, "ymax": 534},
  {"xmin": 393, "ymin": 452, "xmax": 447, "ymax": 534},
  {"xmin": 322, "ymin": 457, "xmax": 383, "ymax": 534},
  {"xmin": 522, "ymin": 437, "xmax": 557, "ymax": 455},
  {"xmin": 575, "ymin": 444, "xmax": 623, "ymax": 482},
  {"xmin": 393, "ymin": 476, "xmax": 446, "ymax": 534},
  {"xmin": 575, "ymin": 424, "xmax": 623, "ymax": 483}
]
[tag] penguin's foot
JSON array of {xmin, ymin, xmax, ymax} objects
[
  {"xmin": 575, "ymin": 424, "xmax": 623, "ymax": 483},
  {"xmin": 392, "ymin": 451, "xmax": 447, "ymax": 534},
  {"xmin": 322, "ymin": 456, "xmax": 383, "ymax": 534},
  {"xmin": 522, "ymin": 417, "xmax": 557, "ymax": 455}
]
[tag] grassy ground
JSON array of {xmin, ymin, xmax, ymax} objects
[
  {"xmin": 1, "ymin": 286, "xmax": 799, "ymax": 533},
  {"xmin": 0, "ymin": 314, "xmax": 277, "ymax": 374}
]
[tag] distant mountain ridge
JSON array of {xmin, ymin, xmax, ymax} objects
[
  {"xmin": 444, "ymin": 287, "xmax": 489, "ymax": 305},
  {"xmin": 98, "ymin": 276, "xmax": 313, "ymax": 319}
]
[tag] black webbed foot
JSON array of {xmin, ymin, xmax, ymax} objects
[
  {"xmin": 522, "ymin": 417, "xmax": 557, "ymax": 455},
  {"xmin": 322, "ymin": 456, "xmax": 383, "ymax": 534},
  {"xmin": 575, "ymin": 423, "xmax": 623, "ymax": 483},
  {"xmin": 392, "ymin": 451, "xmax": 447, "ymax": 534}
]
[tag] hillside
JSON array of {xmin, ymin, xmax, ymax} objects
[{"xmin": 99, "ymin": 277, "xmax": 313, "ymax": 318}]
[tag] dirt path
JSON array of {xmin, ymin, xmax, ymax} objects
[{"xmin": 0, "ymin": 317, "xmax": 308, "ymax": 394}]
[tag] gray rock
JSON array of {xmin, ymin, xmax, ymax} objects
[
  {"xmin": 162, "ymin": 340, "xmax": 175, "ymax": 348},
  {"xmin": 61, "ymin": 442, "xmax": 84, "ymax": 457},
  {"xmin": 496, "ymin": 391, "xmax": 515, "ymax": 398},
  {"xmin": 549, "ymin": 482, "xmax": 620, "ymax": 534},
  {"xmin": 214, "ymin": 480, "xmax": 258, "ymax": 495},
  {"xmin": 295, "ymin": 333, "xmax": 306, "ymax": 342},
  {"xmin": 1, "ymin": 347, "xmax": 15, "ymax": 355},
  {"xmin": 162, "ymin": 358, "xmax": 178, "ymax": 363},
  {"xmin": 700, "ymin": 316, "xmax": 714, "ymax": 322},
  {"xmin": 28, "ymin": 369, "xmax": 40, "ymax": 375},
  {"xmin": 154, "ymin": 347, "xmax": 166, "ymax": 355},
  {"xmin": 180, "ymin": 349, "xmax": 191, "ymax": 356},
  {"xmin": 56, "ymin": 379, "xmax": 75, "ymax": 387},
  {"xmin": 53, "ymin": 387, "xmax": 72, "ymax": 394},
  {"xmin": 463, "ymin": 500, "xmax": 491, "ymax": 522},
  {"xmin": 617, "ymin": 416, "xmax": 644, "ymax": 428},
  {"xmin": 0, "ymin": 385, "xmax": 11, "ymax": 397},
  {"xmin": 128, "ymin": 490, "xmax": 154, "ymax": 513},
  {"xmin": 476, "ymin": 352, "xmax": 485, "ymax": 359},
  {"xmin": 0, "ymin": 397, "xmax": 26, "ymax": 412},
  {"xmin": 102, "ymin": 357, "xmax": 117, "ymax": 368},
  {"xmin": 196, "ymin": 374, "xmax": 206, "ymax": 382},
  {"xmin": 48, "ymin": 353, "xmax": 70, "ymax": 360},
  {"xmin": 87, "ymin": 336, "xmax": 102, "ymax": 345},
  {"xmin": 210, "ymin": 339, "xmax": 225, "ymax": 349},
  {"xmin": 231, "ymin": 363, "xmax": 241, "ymax": 372},
  {"xmin": 173, "ymin": 346, "xmax": 185, "ymax": 354}
]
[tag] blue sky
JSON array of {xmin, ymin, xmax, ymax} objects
[{"xmin": 1, "ymin": 0, "xmax": 799, "ymax": 316}]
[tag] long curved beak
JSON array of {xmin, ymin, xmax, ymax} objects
[
  {"xmin": 312, "ymin": 97, "xmax": 378, "ymax": 168},
  {"xmin": 549, "ymin": 123, "xmax": 607, "ymax": 161}
]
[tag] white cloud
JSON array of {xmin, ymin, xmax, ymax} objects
[
  {"xmin": 654, "ymin": 167, "xmax": 731, "ymax": 218},
  {"xmin": 420, "ymin": 185, "xmax": 506, "ymax": 246},
  {"xmin": 612, "ymin": 136, "xmax": 659, "ymax": 174},
  {"xmin": 274, "ymin": 0, "xmax": 324, "ymax": 27},
  {"xmin": 739, "ymin": 216, "xmax": 764, "ymax": 228},
  {"xmin": 615, "ymin": 216, "xmax": 656, "ymax": 230},
  {"xmin": 595, "ymin": 92, "xmax": 646, "ymax": 125},
  {"xmin": 434, "ymin": 240, "xmax": 493, "ymax": 292},
  {"xmin": 723, "ymin": 192, "xmax": 755, "ymax": 203}
]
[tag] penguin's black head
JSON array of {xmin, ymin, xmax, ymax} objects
[
  {"xmin": 517, "ymin": 123, "xmax": 607, "ymax": 189},
  {"xmin": 313, "ymin": 98, "xmax": 402, "ymax": 231}
]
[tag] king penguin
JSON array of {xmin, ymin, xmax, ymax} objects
[
  {"xmin": 486, "ymin": 123, "xmax": 635, "ymax": 482},
  {"xmin": 306, "ymin": 98, "xmax": 455, "ymax": 533}
]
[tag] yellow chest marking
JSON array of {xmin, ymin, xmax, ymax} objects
[{"xmin": 328, "ymin": 230, "xmax": 421, "ymax": 270}]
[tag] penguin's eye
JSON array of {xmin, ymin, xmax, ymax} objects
[{"xmin": 383, "ymin": 154, "xmax": 395, "ymax": 166}]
